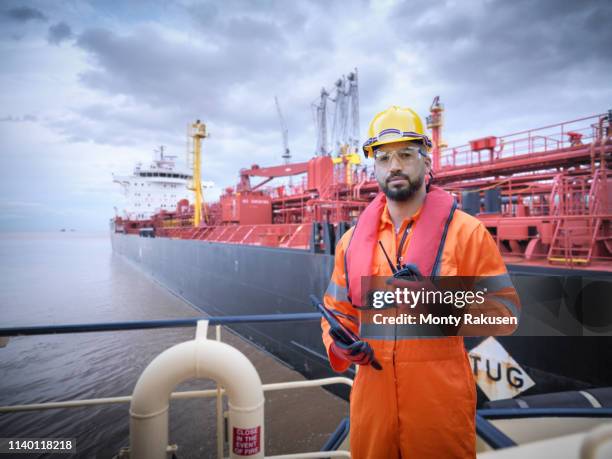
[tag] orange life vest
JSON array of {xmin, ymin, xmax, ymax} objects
[{"xmin": 344, "ymin": 185, "xmax": 456, "ymax": 306}]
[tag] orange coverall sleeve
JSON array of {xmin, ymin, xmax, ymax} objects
[
  {"xmin": 321, "ymin": 228, "xmax": 360, "ymax": 373},
  {"xmin": 459, "ymin": 223, "xmax": 521, "ymax": 335}
]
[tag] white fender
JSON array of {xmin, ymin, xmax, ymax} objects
[{"xmin": 129, "ymin": 333, "xmax": 264, "ymax": 459}]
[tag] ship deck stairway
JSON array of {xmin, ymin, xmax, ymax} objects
[{"xmin": 548, "ymin": 169, "xmax": 610, "ymax": 266}]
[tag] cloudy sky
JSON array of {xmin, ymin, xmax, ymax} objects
[{"xmin": 1, "ymin": 0, "xmax": 610, "ymax": 231}]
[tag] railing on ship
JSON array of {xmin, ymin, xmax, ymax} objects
[
  {"xmin": 0, "ymin": 314, "xmax": 354, "ymax": 459},
  {"xmin": 264, "ymin": 112, "xmax": 611, "ymax": 195},
  {"xmin": 3, "ymin": 315, "xmax": 612, "ymax": 457},
  {"xmin": 437, "ymin": 113, "xmax": 608, "ymax": 169}
]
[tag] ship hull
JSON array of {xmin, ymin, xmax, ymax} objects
[{"xmin": 111, "ymin": 233, "xmax": 612, "ymax": 399}]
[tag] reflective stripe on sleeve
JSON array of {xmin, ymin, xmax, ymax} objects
[
  {"xmin": 325, "ymin": 279, "xmax": 349, "ymax": 303},
  {"xmin": 475, "ymin": 273, "xmax": 514, "ymax": 293},
  {"xmin": 489, "ymin": 295, "xmax": 521, "ymax": 319}
]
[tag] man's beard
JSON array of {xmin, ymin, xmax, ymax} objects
[{"xmin": 380, "ymin": 172, "xmax": 424, "ymax": 202}]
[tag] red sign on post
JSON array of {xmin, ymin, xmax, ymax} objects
[{"xmin": 233, "ymin": 426, "xmax": 261, "ymax": 456}]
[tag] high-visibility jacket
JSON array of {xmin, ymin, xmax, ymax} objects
[{"xmin": 321, "ymin": 189, "xmax": 520, "ymax": 459}]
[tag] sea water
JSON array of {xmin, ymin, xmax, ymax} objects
[
  {"xmin": 0, "ymin": 232, "xmax": 348, "ymax": 458},
  {"xmin": 0, "ymin": 232, "xmax": 218, "ymax": 458}
]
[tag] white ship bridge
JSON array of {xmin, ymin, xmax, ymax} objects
[{"xmin": 113, "ymin": 147, "xmax": 210, "ymax": 221}]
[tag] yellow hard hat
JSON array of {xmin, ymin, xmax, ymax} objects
[{"xmin": 362, "ymin": 106, "xmax": 432, "ymax": 157}]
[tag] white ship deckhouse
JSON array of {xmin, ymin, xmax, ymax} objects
[{"xmin": 113, "ymin": 147, "xmax": 192, "ymax": 220}]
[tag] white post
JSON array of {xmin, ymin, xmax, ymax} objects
[{"xmin": 216, "ymin": 324, "xmax": 224, "ymax": 459}]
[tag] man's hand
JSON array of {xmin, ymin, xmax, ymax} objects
[{"xmin": 330, "ymin": 337, "xmax": 375, "ymax": 366}]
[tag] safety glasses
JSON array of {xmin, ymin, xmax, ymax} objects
[{"xmin": 373, "ymin": 146, "xmax": 425, "ymax": 164}]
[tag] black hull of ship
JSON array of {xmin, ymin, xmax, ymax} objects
[{"xmin": 111, "ymin": 233, "xmax": 612, "ymax": 400}]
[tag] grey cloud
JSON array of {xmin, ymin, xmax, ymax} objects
[
  {"xmin": 68, "ymin": 22, "xmax": 322, "ymax": 149},
  {"xmin": 48, "ymin": 21, "xmax": 73, "ymax": 45},
  {"xmin": 0, "ymin": 114, "xmax": 38, "ymax": 122},
  {"xmin": 75, "ymin": 25, "xmax": 299, "ymax": 104},
  {"xmin": 187, "ymin": 0, "xmax": 302, "ymax": 26},
  {"xmin": 64, "ymin": 1, "xmax": 347, "ymax": 150},
  {"xmin": 186, "ymin": 0, "xmax": 330, "ymax": 51},
  {"xmin": 46, "ymin": 106, "xmax": 183, "ymax": 148},
  {"xmin": 187, "ymin": 1, "xmax": 219, "ymax": 27},
  {"xmin": 75, "ymin": 27, "xmax": 228, "ymax": 108},
  {"xmin": 385, "ymin": 0, "xmax": 612, "ymax": 135},
  {"xmin": 34, "ymin": 3, "xmax": 431, "ymax": 159},
  {"xmin": 225, "ymin": 16, "xmax": 284, "ymax": 44},
  {"xmin": 4, "ymin": 6, "xmax": 47, "ymax": 22},
  {"xmin": 390, "ymin": 0, "xmax": 612, "ymax": 92}
]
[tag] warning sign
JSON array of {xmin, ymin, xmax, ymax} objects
[
  {"xmin": 468, "ymin": 337, "xmax": 535, "ymax": 401},
  {"xmin": 233, "ymin": 426, "xmax": 261, "ymax": 456}
]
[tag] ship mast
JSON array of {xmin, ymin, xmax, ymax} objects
[{"xmin": 189, "ymin": 120, "xmax": 208, "ymax": 227}]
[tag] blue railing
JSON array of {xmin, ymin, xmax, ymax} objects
[{"xmin": 0, "ymin": 313, "xmax": 320, "ymax": 337}]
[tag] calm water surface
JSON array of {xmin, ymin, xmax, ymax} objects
[
  {"xmin": 0, "ymin": 233, "xmax": 349, "ymax": 458},
  {"xmin": 0, "ymin": 232, "xmax": 219, "ymax": 458}
]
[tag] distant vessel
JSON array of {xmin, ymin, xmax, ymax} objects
[{"xmin": 112, "ymin": 146, "xmax": 194, "ymax": 221}]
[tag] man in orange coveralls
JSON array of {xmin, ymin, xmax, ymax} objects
[{"xmin": 321, "ymin": 106, "xmax": 520, "ymax": 458}]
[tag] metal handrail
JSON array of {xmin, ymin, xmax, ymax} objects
[
  {"xmin": 0, "ymin": 320, "xmax": 351, "ymax": 459},
  {"xmin": 0, "ymin": 313, "xmax": 321, "ymax": 337},
  {"xmin": 438, "ymin": 112, "xmax": 607, "ymax": 169},
  {"xmin": 4, "ymin": 312, "xmax": 612, "ymax": 456},
  {"xmin": 0, "ymin": 377, "xmax": 353, "ymax": 413}
]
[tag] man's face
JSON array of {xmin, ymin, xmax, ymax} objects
[{"xmin": 373, "ymin": 140, "xmax": 431, "ymax": 202}]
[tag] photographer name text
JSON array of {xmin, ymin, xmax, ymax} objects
[{"xmin": 372, "ymin": 313, "xmax": 517, "ymax": 326}]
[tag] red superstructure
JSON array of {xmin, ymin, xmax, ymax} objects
[{"xmin": 114, "ymin": 104, "xmax": 612, "ymax": 271}]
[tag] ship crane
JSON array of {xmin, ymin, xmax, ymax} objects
[
  {"xmin": 312, "ymin": 69, "xmax": 362, "ymax": 183},
  {"xmin": 330, "ymin": 69, "xmax": 360, "ymax": 156},
  {"xmin": 189, "ymin": 120, "xmax": 208, "ymax": 227},
  {"xmin": 275, "ymin": 96, "xmax": 293, "ymax": 187},
  {"xmin": 330, "ymin": 70, "xmax": 361, "ymax": 184},
  {"xmin": 426, "ymin": 95, "xmax": 447, "ymax": 172},
  {"xmin": 274, "ymin": 96, "xmax": 291, "ymax": 164},
  {"xmin": 312, "ymin": 87, "xmax": 330, "ymax": 156}
]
